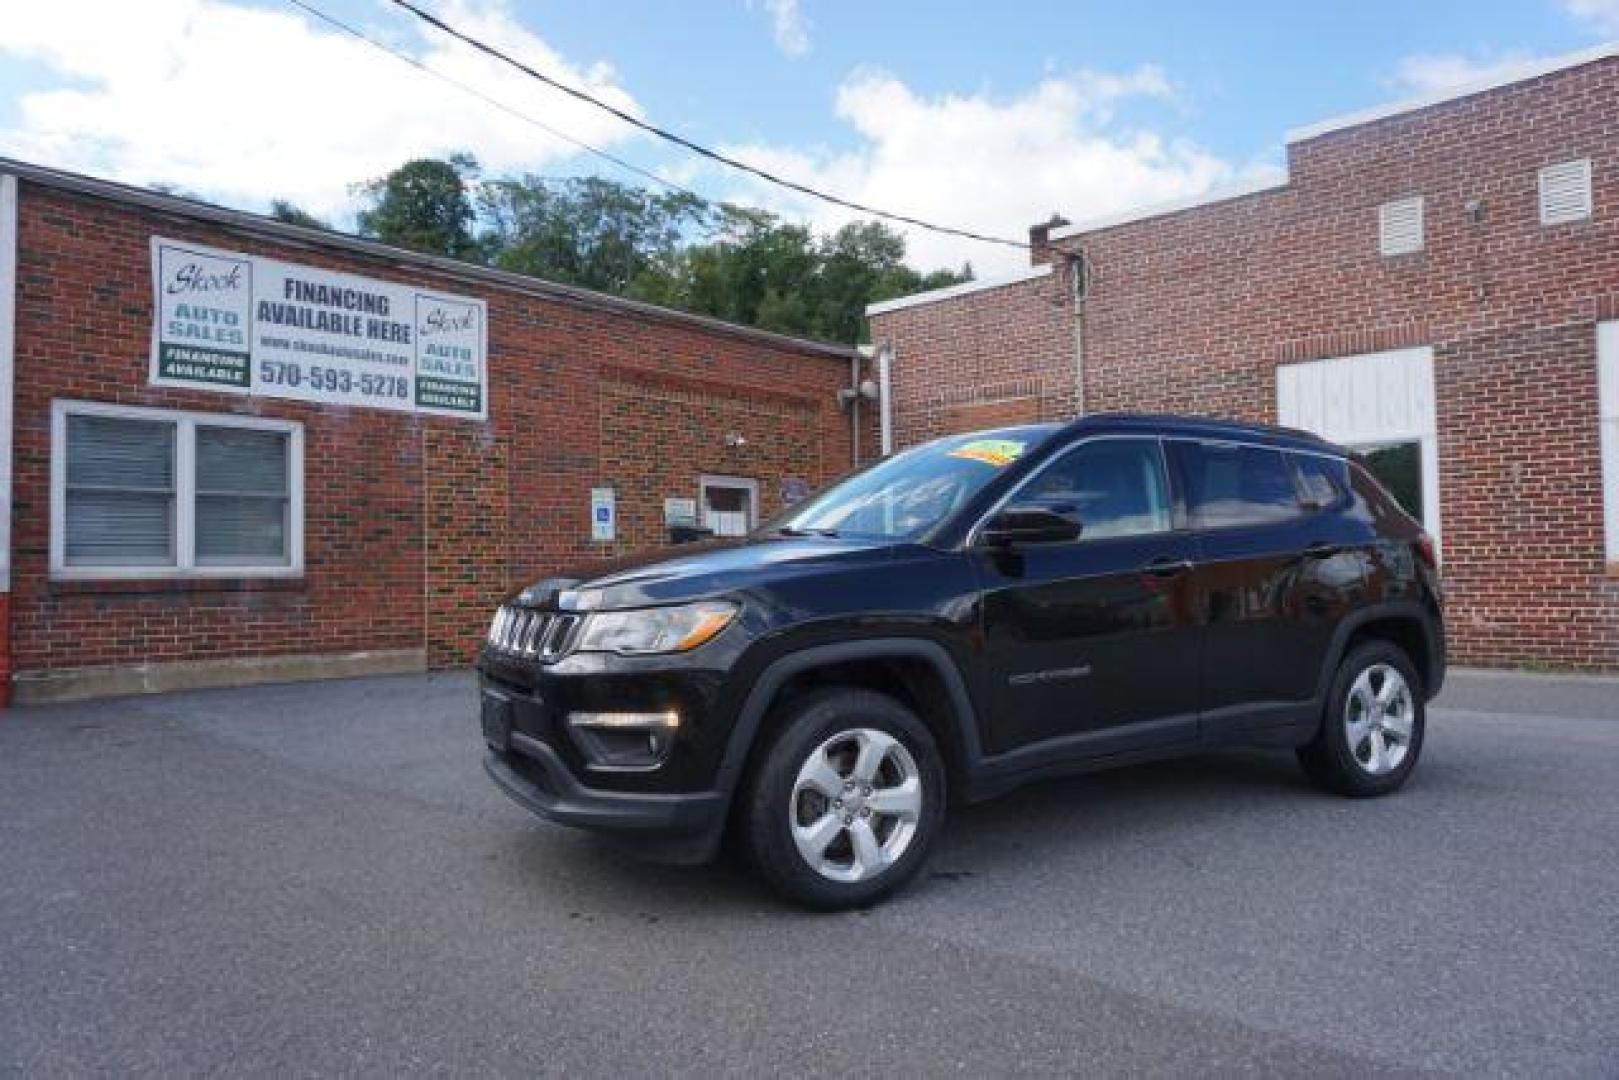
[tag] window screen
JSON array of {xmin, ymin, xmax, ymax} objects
[
  {"xmin": 64, "ymin": 414, "xmax": 177, "ymax": 566},
  {"xmin": 196, "ymin": 426, "xmax": 291, "ymax": 563},
  {"xmin": 56, "ymin": 405, "xmax": 300, "ymax": 577},
  {"xmin": 1023, "ymin": 438, "xmax": 1170, "ymax": 539},
  {"xmin": 1175, "ymin": 441, "xmax": 1303, "ymax": 528}
]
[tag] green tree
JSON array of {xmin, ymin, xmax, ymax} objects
[
  {"xmin": 478, "ymin": 175, "xmax": 706, "ymax": 294},
  {"xmin": 268, "ymin": 200, "xmax": 326, "ymax": 229},
  {"xmin": 346, "ymin": 154, "xmax": 972, "ymax": 343},
  {"xmin": 356, "ymin": 154, "xmax": 480, "ymax": 259}
]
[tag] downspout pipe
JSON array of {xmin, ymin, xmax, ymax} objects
[
  {"xmin": 852, "ymin": 348, "xmax": 863, "ymax": 466},
  {"xmin": 877, "ymin": 344, "xmax": 893, "ymax": 456},
  {"xmin": 842, "ymin": 347, "xmax": 880, "ymax": 466}
]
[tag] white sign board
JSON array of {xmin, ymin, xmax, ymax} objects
[
  {"xmin": 663, "ymin": 497, "xmax": 697, "ymax": 527},
  {"xmin": 150, "ymin": 237, "xmax": 487, "ymax": 419},
  {"xmin": 591, "ymin": 487, "xmax": 617, "ymax": 542}
]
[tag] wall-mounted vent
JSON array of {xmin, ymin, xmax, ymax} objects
[
  {"xmin": 1068, "ymin": 251, "xmax": 1089, "ymax": 302},
  {"xmin": 1538, "ymin": 159, "xmax": 1592, "ymax": 225},
  {"xmin": 1378, "ymin": 196, "xmax": 1424, "ymax": 256}
]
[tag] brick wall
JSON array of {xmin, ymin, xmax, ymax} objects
[
  {"xmin": 870, "ymin": 56, "xmax": 1619, "ymax": 669},
  {"xmin": 8, "ymin": 180, "xmax": 854, "ymax": 684},
  {"xmin": 597, "ymin": 368, "xmax": 839, "ymax": 552},
  {"xmin": 875, "ymin": 271, "xmax": 1074, "ymax": 448}
]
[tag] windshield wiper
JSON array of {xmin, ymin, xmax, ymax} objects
[{"xmin": 775, "ymin": 525, "xmax": 840, "ymax": 538}]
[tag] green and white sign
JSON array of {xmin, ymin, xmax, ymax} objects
[{"xmin": 150, "ymin": 237, "xmax": 488, "ymax": 420}]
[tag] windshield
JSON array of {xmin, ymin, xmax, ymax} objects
[{"xmin": 770, "ymin": 426, "xmax": 1058, "ymax": 540}]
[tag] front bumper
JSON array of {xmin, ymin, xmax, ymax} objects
[
  {"xmin": 485, "ymin": 733, "xmax": 725, "ymax": 834},
  {"xmin": 483, "ymin": 717, "xmax": 729, "ymax": 865}
]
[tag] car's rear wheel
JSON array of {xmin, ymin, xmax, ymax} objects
[
  {"xmin": 1298, "ymin": 641, "xmax": 1425, "ymax": 796},
  {"xmin": 742, "ymin": 688, "xmax": 945, "ymax": 910}
]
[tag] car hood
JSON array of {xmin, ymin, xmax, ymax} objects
[{"xmin": 509, "ymin": 534, "xmax": 901, "ymax": 610}]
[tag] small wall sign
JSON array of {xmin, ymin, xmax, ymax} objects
[
  {"xmin": 590, "ymin": 487, "xmax": 616, "ymax": 542},
  {"xmin": 663, "ymin": 497, "xmax": 697, "ymax": 527},
  {"xmin": 781, "ymin": 477, "xmax": 811, "ymax": 505}
]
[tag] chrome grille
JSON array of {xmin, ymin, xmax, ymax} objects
[{"xmin": 487, "ymin": 606, "xmax": 580, "ymax": 660}]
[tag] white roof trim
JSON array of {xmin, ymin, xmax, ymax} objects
[
  {"xmin": 1286, "ymin": 41, "xmax": 1619, "ymax": 144},
  {"xmin": 1046, "ymin": 176, "xmax": 1287, "ymax": 242},
  {"xmin": 865, "ymin": 263, "xmax": 1052, "ymax": 316}
]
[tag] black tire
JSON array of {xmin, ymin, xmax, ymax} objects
[
  {"xmin": 1298, "ymin": 640, "xmax": 1426, "ymax": 796},
  {"xmin": 741, "ymin": 688, "xmax": 946, "ymax": 910}
]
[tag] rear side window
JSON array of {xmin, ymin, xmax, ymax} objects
[
  {"xmin": 1172, "ymin": 440, "xmax": 1302, "ymax": 528},
  {"xmin": 1349, "ymin": 462, "xmax": 1411, "ymax": 528},
  {"xmin": 1292, "ymin": 453, "xmax": 1350, "ymax": 511}
]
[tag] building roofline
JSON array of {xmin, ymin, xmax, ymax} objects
[
  {"xmin": 1046, "ymin": 176, "xmax": 1287, "ymax": 243},
  {"xmin": 1041, "ymin": 41, "xmax": 1617, "ymax": 246},
  {"xmin": 1285, "ymin": 40, "xmax": 1618, "ymax": 143},
  {"xmin": 0, "ymin": 156, "xmax": 859, "ymax": 362},
  {"xmin": 865, "ymin": 263, "xmax": 1052, "ymax": 317}
]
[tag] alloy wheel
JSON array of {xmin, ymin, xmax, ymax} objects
[
  {"xmin": 1345, "ymin": 663, "xmax": 1414, "ymax": 776},
  {"xmin": 789, "ymin": 728, "xmax": 923, "ymax": 883}
]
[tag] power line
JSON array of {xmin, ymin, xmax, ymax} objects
[
  {"xmin": 384, "ymin": 0, "xmax": 1030, "ymax": 250},
  {"xmin": 283, "ymin": 0, "xmax": 702, "ymax": 200}
]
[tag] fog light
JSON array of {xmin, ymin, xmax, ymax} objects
[
  {"xmin": 568, "ymin": 710, "xmax": 680, "ymax": 730},
  {"xmin": 567, "ymin": 711, "xmax": 679, "ymax": 770}
]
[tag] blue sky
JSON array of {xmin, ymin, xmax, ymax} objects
[{"xmin": 2, "ymin": 0, "xmax": 1615, "ymax": 273}]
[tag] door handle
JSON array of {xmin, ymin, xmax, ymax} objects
[
  {"xmin": 1142, "ymin": 556, "xmax": 1193, "ymax": 578},
  {"xmin": 1303, "ymin": 541, "xmax": 1341, "ymax": 559}
]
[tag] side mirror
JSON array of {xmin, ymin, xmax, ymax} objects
[{"xmin": 980, "ymin": 503, "xmax": 1082, "ymax": 547}]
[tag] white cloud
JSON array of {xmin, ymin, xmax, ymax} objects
[
  {"xmin": 0, "ymin": 0, "xmax": 645, "ymax": 220},
  {"xmin": 1387, "ymin": 51, "xmax": 1542, "ymax": 96},
  {"xmin": 1563, "ymin": 0, "xmax": 1619, "ymax": 35},
  {"xmin": 702, "ymin": 67, "xmax": 1248, "ymax": 274},
  {"xmin": 750, "ymin": 0, "xmax": 810, "ymax": 57}
]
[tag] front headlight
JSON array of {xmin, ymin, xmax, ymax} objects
[{"xmin": 575, "ymin": 601, "xmax": 738, "ymax": 656}]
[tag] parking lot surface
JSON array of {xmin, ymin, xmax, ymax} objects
[{"xmin": 2, "ymin": 669, "xmax": 1616, "ymax": 1075}]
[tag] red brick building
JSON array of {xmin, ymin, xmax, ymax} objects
[
  {"xmin": 0, "ymin": 161, "xmax": 863, "ymax": 704},
  {"xmin": 868, "ymin": 45, "xmax": 1619, "ymax": 670}
]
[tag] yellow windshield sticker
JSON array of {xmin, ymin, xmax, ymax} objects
[{"xmin": 948, "ymin": 439, "xmax": 1026, "ymax": 467}]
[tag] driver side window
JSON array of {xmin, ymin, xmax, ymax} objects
[{"xmin": 1024, "ymin": 439, "xmax": 1172, "ymax": 540}]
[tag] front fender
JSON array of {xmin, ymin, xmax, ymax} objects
[{"xmin": 712, "ymin": 636, "xmax": 984, "ymax": 800}]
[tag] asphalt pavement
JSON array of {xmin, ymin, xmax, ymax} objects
[{"xmin": 2, "ymin": 668, "xmax": 1616, "ymax": 1075}]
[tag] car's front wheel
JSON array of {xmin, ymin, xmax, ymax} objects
[
  {"xmin": 742, "ymin": 688, "xmax": 945, "ymax": 910},
  {"xmin": 1298, "ymin": 641, "xmax": 1426, "ymax": 796}
]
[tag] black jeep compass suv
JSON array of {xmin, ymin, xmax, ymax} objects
[{"xmin": 479, "ymin": 414, "xmax": 1445, "ymax": 909}]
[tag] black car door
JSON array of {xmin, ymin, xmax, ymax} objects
[
  {"xmin": 973, "ymin": 437, "xmax": 1202, "ymax": 760},
  {"xmin": 1167, "ymin": 439, "xmax": 1363, "ymax": 738}
]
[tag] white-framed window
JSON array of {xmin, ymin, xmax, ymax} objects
[
  {"xmin": 698, "ymin": 475, "xmax": 758, "ymax": 538},
  {"xmin": 50, "ymin": 400, "xmax": 303, "ymax": 579},
  {"xmin": 1378, "ymin": 196, "xmax": 1424, "ymax": 256},
  {"xmin": 1600, "ymin": 321, "xmax": 1619, "ymax": 564},
  {"xmin": 1538, "ymin": 158, "xmax": 1592, "ymax": 226}
]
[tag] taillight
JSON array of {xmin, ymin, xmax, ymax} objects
[{"xmin": 1415, "ymin": 532, "xmax": 1438, "ymax": 570}]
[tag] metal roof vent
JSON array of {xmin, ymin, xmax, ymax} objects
[
  {"xmin": 1378, "ymin": 196, "xmax": 1424, "ymax": 256},
  {"xmin": 1538, "ymin": 159, "xmax": 1592, "ymax": 225}
]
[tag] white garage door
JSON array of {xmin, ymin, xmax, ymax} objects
[{"xmin": 1276, "ymin": 346, "xmax": 1441, "ymax": 547}]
